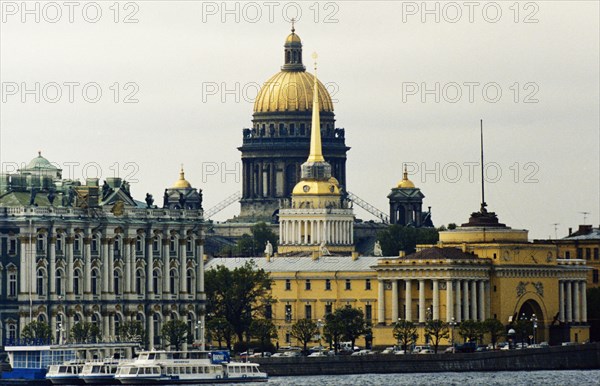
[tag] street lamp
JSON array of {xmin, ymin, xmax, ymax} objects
[
  {"xmin": 530, "ymin": 314, "xmax": 538, "ymax": 345},
  {"xmin": 448, "ymin": 317, "xmax": 457, "ymax": 352},
  {"xmin": 519, "ymin": 313, "xmax": 528, "ymax": 348},
  {"xmin": 56, "ymin": 322, "xmax": 64, "ymax": 345},
  {"xmin": 195, "ymin": 320, "xmax": 205, "ymax": 351},
  {"xmin": 316, "ymin": 319, "xmax": 323, "ymax": 344},
  {"xmin": 507, "ymin": 328, "xmax": 516, "ymax": 350}
]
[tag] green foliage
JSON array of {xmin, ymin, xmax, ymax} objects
[
  {"xmin": 377, "ymin": 225, "xmax": 439, "ymax": 256},
  {"xmin": 447, "ymin": 223, "xmax": 457, "ymax": 230},
  {"xmin": 393, "ymin": 320, "xmax": 418, "ymax": 351},
  {"xmin": 424, "ymin": 319, "xmax": 449, "ymax": 353},
  {"xmin": 21, "ymin": 321, "xmax": 52, "ymax": 341},
  {"xmin": 249, "ymin": 319, "xmax": 278, "ymax": 353},
  {"xmin": 117, "ymin": 321, "xmax": 146, "ymax": 345},
  {"xmin": 205, "ymin": 260, "xmax": 273, "ymax": 345},
  {"xmin": 222, "ymin": 222, "xmax": 279, "ymax": 257},
  {"xmin": 457, "ymin": 320, "xmax": 484, "ymax": 343},
  {"xmin": 323, "ymin": 313, "xmax": 344, "ymax": 353},
  {"xmin": 70, "ymin": 322, "xmax": 100, "ymax": 343},
  {"xmin": 513, "ymin": 317, "xmax": 533, "ymax": 345},
  {"xmin": 335, "ymin": 306, "xmax": 370, "ymax": 350},
  {"xmin": 206, "ymin": 317, "xmax": 234, "ymax": 349},
  {"xmin": 482, "ymin": 318, "xmax": 505, "ymax": 348},
  {"xmin": 290, "ymin": 319, "xmax": 319, "ymax": 354},
  {"xmin": 587, "ymin": 288, "xmax": 600, "ymax": 342},
  {"xmin": 161, "ymin": 320, "xmax": 188, "ymax": 350}
]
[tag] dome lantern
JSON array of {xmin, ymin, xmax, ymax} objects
[
  {"xmin": 282, "ymin": 18, "xmax": 305, "ymax": 71},
  {"xmin": 172, "ymin": 165, "xmax": 192, "ymax": 189}
]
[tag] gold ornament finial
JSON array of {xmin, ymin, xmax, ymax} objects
[{"xmin": 312, "ymin": 52, "xmax": 318, "ymax": 72}]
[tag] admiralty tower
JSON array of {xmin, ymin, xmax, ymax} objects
[{"xmin": 238, "ymin": 25, "xmax": 350, "ymax": 221}]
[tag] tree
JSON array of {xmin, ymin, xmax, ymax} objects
[
  {"xmin": 290, "ymin": 319, "xmax": 319, "ymax": 355},
  {"xmin": 161, "ymin": 320, "xmax": 188, "ymax": 350},
  {"xmin": 335, "ymin": 306, "xmax": 370, "ymax": 351},
  {"xmin": 250, "ymin": 319, "xmax": 278, "ymax": 355},
  {"xmin": 424, "ymin": 320, "xmax": 449, "ymax": 353},
  {"xmin": 205, "ymin": 260, "xmax": 273, "ymax": 345},
  {"xmin": 393, "ymin": 320, "xmax": 418, "ymax": 351},
  {"xmin": 118, "ymin": 321, "xmax": 146, "ymax": 345},
  {"xmin": 323, "ymin": 312, "xmax": 344, "ymax": 354},
  {"xmin": 513, "ymin": 317, "xmax": 533, "ymax": 346},
  {"xmin": 229, "ymin": 222, "xmax": 279, "ymax": 257},
  {"xmin": 457, "ymin": 320, "xmax": 484, "ymax": 343},
  {"xmin": 377, "ymin": 225, "xmax": 439, "ymax": 256},
  {"xmin": 70, "ymin": 322, "xmax": 100, "ymax": 343},
  {"xmin": 482, "ymin": 318, "xmax": 505, "ymax": 349},
  {"xmin": 22, "ymin": 321, "xmax": 52, "ymax": 342},
  {"xmin": 207, "ymin": 317, "xmax": 234, "ymax": 349}
]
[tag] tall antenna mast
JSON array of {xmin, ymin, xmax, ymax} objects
[
  {"xmin": 480, "ymin": 119, "xmax": 487, "ymax": 213},
  {"xmin": 580, "ymin": 211, "xmax": 590, "ymax": 225},
  {"xmin": 552, "ymin": 223, "xmax": 560, "ymax": 239}
]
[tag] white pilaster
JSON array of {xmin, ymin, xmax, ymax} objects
[
  {"xmin": 446, "ymin": 279, "xmax": 453, "ymax": 322},
  {"xmin": 377, "ymin": 279, "xmax": 385, "ymax": 324},
  {"xmin": 405, "ymin": 279, "xmax": 412, "ymax": 322},
  {"xmin": 432, "ymin": 279, "xmax": 439, "ymax": 320},
  {"xmin": 391, "ymin": 280, "xmax": 399, "ymax": 322},
  {"xmin": 418, "ymin": 279, "xmax": 426, "ymax": 323}
]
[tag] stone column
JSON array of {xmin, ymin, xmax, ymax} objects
[
  {"xmin": 391, "ymin": 280, "xmax": 399, "ymax": 322},
  {"xmin": 581, "ymin": 281, "xmax": 587, "ymax": 323},
  {"xmin": 418, "ymin": 279, "xmax": 426, "ymax": 323},
  {"xmin": 49, "ymin": 236, "xmax": 56, "ymax": 295},
  {"xmin": 279, "ymin": 222, "xmax": 284, "ymax": 245},
  {"xmin": 432, "ymin": 279, "xmax": 439, "ymax": 320},
  {"xmin": 66, "ymin": 236, "xmax": 73, "ymax": 295},
  {"xmin": 377, "ymin": 279, "xmax": 385, "ymax": 324},
  {"xmin": 179, "ymin": 237, "xmax": 187, "ymax": 294},
  {"xmin": 463, "ymin": 281, "xmax": 469, "ymax": 321},
  {"xmin": 478, "ymin": 280, "xmax": 485, "ymax": 321},
  {"xmin": 566, "ymin": 281, "xmax": 573, "ymax": 323},
  {"xmin": 455, "ymin": 280, "xmax": 462, "ymax": 323},
  {"xmin": 123, "ymin": 238, "xmax": 131, "ymax": 294},
  {"xmin": 146, "ymin": 237, "xmax": 154, "ymax": 294},
  {"xmin": 84, "ymin": 235, "xmax": 92, "ymax": 294},
  {"xmin": 558, "ymin": 281, "xmax": 565, "ymax": 322},
  {"xmin": 470, "ymin": 280, "xmax": 477, "ymax": 321},
  {"xmin": 405, "ymin": 279, "xmax": 412, "ymax": 322},
  {"xmin": 148, "ymin": 314, "xmax": 154, "ymax": 349},
  {"xmin": 102, "ymin": 239, "xmax": 109, "ymax": 294},
  {"xmin": 574, "ymin": 280, "xmax": 581, "ymax": 322},
  {"xmin": 19, "ymin": 236, "xmax": 29, "ymax": 294},
  {"xmin": 108, "ymin": 239, "xmax": 115, "ymax": 293},
  {"xmin": 446, "ymin": 279, "xmax": 454, "ymax": 322},
  {"xmin": 304, "ymin": 221, "xmax": 308, "ymax": 244},
  {"xmin": 163, "ymin": 238, "xmax": 170, "ymax": 294}
]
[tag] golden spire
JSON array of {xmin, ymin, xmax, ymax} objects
[
  {"xmin": 403, "ymin": 164, "xmax": 408, "ymax": 180},
  {"xmin": 397, "ymin": 164, "xmax": 416, "ymax": 189},
  {"xmin": 307, "ymin": 52, "xmax": 325, "ymax": 163}
]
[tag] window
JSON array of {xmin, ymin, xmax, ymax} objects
[
  {"xmin": 91, "ymin": 235, "xmax": 99, "ymax": 253},
  {"xmin": 187, "ymin": 239, "xmax": 193, "ymax": 253},
  {"xmin": 305, "ymin": 279, "xmax": 311, "ymax": 290},
  {"xmin": 8, "ymin": 272, "xmax": 17, "ymax": 297},
  {"xmin": 136, "ymin": 236, "xmax": 143, "ymax": 253},
  {"xmin": 135, "ymin": 269, "xmax": 144, "ymax": 293},
  {"xmin": 56, "ymin": 270, "xmax": 64, "ymax": 296},
  {"xmin": 365, "ymin": 279, "xmax": 371, "ymax": 290},
  {"xmin": 153, "ymin": 237, "xmax": 160, "ymax": 253},
  {"xmin": 325, "ymin": 279, "xmax": 331, "ymax": 291},
  {"xmin": 153, "ymin": 269, "xmax": 161, "ymax": 293},
  {"xmin": 593, "ymin": 269, "xmax": 599, "ymax": 284},
  {"xmin": 565, "ymin": 251, "xmax": 571, "ymax": 259},
  {"xmin": 7, "ymin": 324, "xmax": 16, "ymax": 340},
  {"xmin": 365, "ymin": 305, "xmax": 372, "ymax": 321},
  {"xmin": 285, "ymin": 279, "xmax": 291, "ymax": 291},
  {"xmin": 170, "ymin": 237, "xmax": 176, "ymax": 253},
  {"xmin": 285, "ymin": 333, "xmax": 291, "ymax": 343},
  {"xmin": 56, "ymin": 236, "xmax": 63, "ymax": 253},
  {"xmin": 305, "ymin": 304, "xmax": 312, "ymax": 320},
  {"xmin": 170, "ymin": 269, "xmax": 178, "ymax": 294},
  {"xmin": 186, "ymin": 269, "xmax": 194, "ymax": 293},
  {"xmin": 265, "ymin": 304, "xmax": 272, "ymax": 319},
  {"xmin": 37, "ymin": 269, "xmax": 45, "ymax": 296},
  {"xmin": 37, "ymin": 234, "xmax": 45, "ymax": 253},
  {"xmin": 285, "ymin": 304, "xmax": 292, "ymax": 322},
  {"xmin": 595, "ymin": 248, "xmax": 599, "ymax": 260},
  {"xmin": 74, "ymin": 235, "xmax": 81, "ymax": 253},
  {"xmin": 91, "ymin": 269, "xmax": 99, "ymax": 296},
  {"xmin": 345, "ymin": 279, "xmax": 351, "ymax": 290},
  {"xmin": 73, "ymin": 270, "xmax": 81, "ymax": 295},
  {"xmin": 325, "ymin": 303, "xmax": 332, "ymax": 315},
  {"xmin": 114, "ymin": 270, "xmax": 122, "ymax": 295},
  {"xmin": 8, "ymin": 238, "xmax": 16, "ymax": 255},
  {"xmin": 577, "ymin": 248, "xmax": 583, "ymax": 259},
  {"xmin": 586, "ymin": 248, "xmax": 591, "ymax": 260}
]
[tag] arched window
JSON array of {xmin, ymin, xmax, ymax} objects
[
  {"xmin": 7, "ymin": 324, "xmax": 17, "ymax": 340},
  {"xmin": 55, "ymin": 269, "xmax": 64, "ymax": 296},
  {"xmin": 153, "ymin": 269, "xmax": 161, "ymax": 294},
  {"xmin": 73, "ymin": 269, "xmax": 82, "ymax": 295},
  {"xmin": 114, "ymin": 270, "xmax": 122, "ymax": 296},
  {"xmin": 91, "ymin": 269, "xmax": 99, "ymax": 296},
  {"xmin": 37, "ymin": 313, "xmax": 46, "ymax": 323},
  {"xmin": 186, "ymin": 269, "xmax": 194, "ymax": 294},
  {"xmin": 169, "ymin": 269, "xmax": 178, "ymax": 294},
  {"xmin": 135, "ymin": 269, "xmax": 144, "ymax": 294},
  {"xmin": 37, "ymin": 268, "xmax": 46, "ymax": 296},
  {"xmin": 74, "ymin": 313, "xmax": 81, "ymax": 324}
]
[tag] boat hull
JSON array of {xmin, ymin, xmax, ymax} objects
[{"xmin": 118, "ymin": 375, "xmax": 268, "ymax": 384}]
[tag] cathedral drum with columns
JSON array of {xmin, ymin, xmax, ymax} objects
[{"xmin": 238, "ymin": 25, "xmax": 350, "ymax": 222}]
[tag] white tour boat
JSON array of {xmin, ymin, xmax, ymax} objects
[
  {"xmin": 79, "ymin": 358, "xmax": 131, "ymax": 384},
  {"xmin": 46, "ymin": 359, "xmax": 86, "ymax": 385},
  {"xmin": 115, "ymin": 350, "xmax": 268, "ymax": 384}
]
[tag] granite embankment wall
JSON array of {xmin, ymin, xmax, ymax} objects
[{"xmin": 254, "ymin": 343, "xmax": 600, "ymax": 376}]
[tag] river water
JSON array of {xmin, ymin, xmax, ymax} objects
[{"xmin": 239, "ymin": 370, "xmax": 600, "ymax": 385}]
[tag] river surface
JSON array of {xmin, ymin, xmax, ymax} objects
[{"xmin": 236, "ymin": 370, "xmax": 600, "ymax": 385}]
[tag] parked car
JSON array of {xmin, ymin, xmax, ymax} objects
[
  {"xmin": 444, "ymin": 346, "xmax": 456, "ymax": 354},
  {"xmin": 271, "ymin": 353, "xmax": 286, "ymax": 357},
  {"xmin": 412, "ymin": 345, "xmax": 432, "ymax": 354},
  {"xmin": 381, "ymin": 347, "xmax": 395, "ymax": 355},
  {"xmin": 393, "ymin": 349, "xmax": 407, "ymax": 355},
  {"xmin": 307, "ymin": 352, "xmax": 327, "ymax": 357},
  {"xmin": 351, "ymin": 349, "xmax": 376, "ymax": 356},
  {"xmin": 418, "ymin": 349, "xmax": 434, "ymax": 354},
  {"xmin": 283, "ymin": 351, "xmax": 302, "ymax": 357},
  {"xmin": 250, "ymin": 352, "xmax": 272, "ymax": 357}
]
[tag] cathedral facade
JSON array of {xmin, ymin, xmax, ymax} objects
[{"xmin": 0, "ymin": 154, "xmax": 206, "ymax": 348}]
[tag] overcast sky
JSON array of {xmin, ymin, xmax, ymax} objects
[{"xmin": 1, "ymin": 1, "xmax": 598, "ymax": 239}]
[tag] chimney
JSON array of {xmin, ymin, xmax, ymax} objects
[
  {"xmin": 312, "ymin": 251, "xmax": 319, "ymax": 261},
  {"xmin": 399, "ymin": 250, "xmax": 406, "ymax": 257},
  {"xmin": 352, "ymin": 252, "xmax": 359, "ymax": 261},
  {"xmin": 569, "ymin": 228, "xmax": 572, "ymax": 236}
]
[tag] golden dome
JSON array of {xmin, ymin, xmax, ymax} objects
[
  {"xmin": 253, "ymin": 71, "xmax": 334, "ymax": 113},
  {"xmin": 172, "ymin": 166, "xmax": 192, "ymax": 189},
  {"xmin": 286, "ymin": 32, "xmax": 301, "ymax": 44},
  {"xmin": 397, "ymin": 167, "xmax": 416, "ymax": 189},
  {"xmin": 292, "ymin": 180, "xmax": 341, "ymax": 196}
]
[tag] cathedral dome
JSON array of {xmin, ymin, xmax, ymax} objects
[
  {"xmin": 254, "ymin": 71, "xmax": 334, "ymax": 113},
  {"xmin": 25, "ymin": 152, "xmax": 58, "ymax": 171},
  {"xmin": 286, "ymin": 32, "xmax": 302, "ymax": 44},
  {"xmin": 396, "ymin": 167, "xmax": 416, "ymax": 189},
  {"xmin": 172, "ymin": 167, "xmax": 191, "ymax": 189}
]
